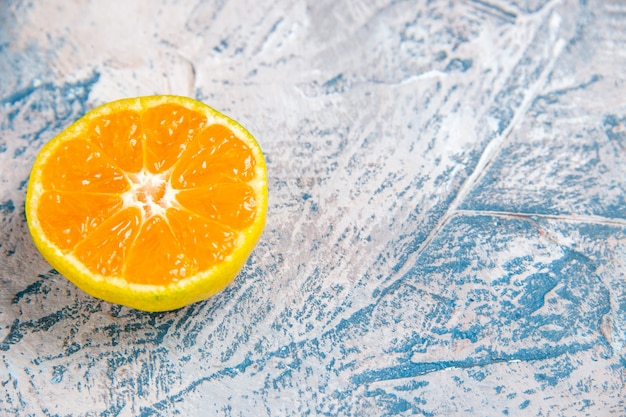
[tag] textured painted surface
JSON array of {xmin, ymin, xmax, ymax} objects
[{"xmin": 1, "ymin": 0, "xmax": 625, "ymax": 415}]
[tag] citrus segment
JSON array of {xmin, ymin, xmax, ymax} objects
[
  {"xmin": 171, "ymin": 123, "xmax": 257, "ymax": 189},
  {"xmin": 73, "ymin": 207, "xmax": 142, "ymax": 276},
  {"xmin": 141, "ymin": 103, "xmax": 207, "ymax": 174},
  {"xmin": 176, "ymin": 184, "xmax": 257, "ymax": 229},
  {"xmin": 87, "ymin": 110, "xmax": 144, "ymax": 173},
  {"xmin": 37, "ymin": 192, "xmax": 124, "ymax": 250},
  {"xmin": 166, "ymin": 208, "xmax": 237, "ymax": 270},
  {"xmin": 26, "ymin": 95, "xmax": 268, "ymax": 311},
  {"xmin": 124, "ymin": 215, "xmax": 190, "ymax": 285},
  {"xmin": 40, "ymin": 139, "xmax": 129, "ymax": 193}
]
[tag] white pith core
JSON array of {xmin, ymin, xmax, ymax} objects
[{"xmin": 122, "ymin": 169, "xmax": 177, "ymax": 217}]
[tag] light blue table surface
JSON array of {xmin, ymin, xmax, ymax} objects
[{"xmin": 1, "ymin": 0, "xmax": 625, "ymax": 415}]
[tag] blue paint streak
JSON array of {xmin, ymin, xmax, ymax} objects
[
  {"xmin": 12, "ymin": 276, "xmax": 47, "ymax": 304},
  {"xmin": 351, "ymin": 342, "xmax": 596, "ymax": 386},
  {"xmin": 50, "ymin": 365, "xmax": 66, "ymax": 384},
  {"xmin": 445, "ymin": 58, "xmax": 473, "ymax": 72},
  {"xmin": 0, "ymin": 71, "xmax": 100, "ymax": 142},
  {"xmin": 0, "ymin": 84, "xmax": 37, "ymax": 106},
  {"xmin": 469, "ymin": 0, "xmax": 517, "ymax": 20},
  {"xmin": 0, "ymin": 200, "xmax": 14, "ymax": 216}
]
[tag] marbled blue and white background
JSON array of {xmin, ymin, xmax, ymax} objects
[{"xmin": 1, "ymin": 0, "xmax": 625, "ymax": 415}]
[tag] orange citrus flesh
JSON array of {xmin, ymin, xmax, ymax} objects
[{"xmin": 26, "ymin": 96, "xmax": 267, "ymax": 311}]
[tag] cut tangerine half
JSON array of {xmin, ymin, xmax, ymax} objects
[{"xmin": 26, "ymin": 96, "xmax": 268, "ymax": 312}]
